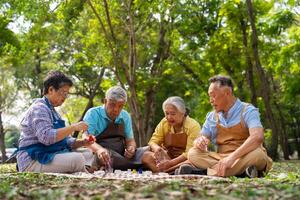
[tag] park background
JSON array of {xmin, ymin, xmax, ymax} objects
[
  {"xmin": 0, "ymin": 1, "xmax": 300, "ymax": 199},
  {"xmin": 1, "ymin": 0, "xmax": 300, "ymax": 164}
]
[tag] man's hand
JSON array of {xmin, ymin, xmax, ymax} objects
[
  {"xmin": 124, "ymin": 145, "xmax": 136, "ymax": 159},
  {"xmin": 214, "ymin": 155, "xmax": 236, "ymax": 177},
  {"xmin": 72, "ymin": 121, "xmax": 89, "ymax": 132},
  {"xmin": 96, "ymin": 148, "xmax": 111, "ymax": 165},
  {"xmin": 194, "ymin": 136, "xmax": 210, "ymax": 151}
]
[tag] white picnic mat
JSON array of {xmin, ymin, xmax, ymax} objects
[{"xmin": 44, "ymin": 170, "xmax": 229, "ymax": 182}]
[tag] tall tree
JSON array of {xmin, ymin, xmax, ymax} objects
[
  {"xmin": 0, "ymin": 15, "xmax": 19, "ymax": 162},
  {"xmin": 246, "ymin": 0, "xmax": 280, "ymax": 159},
  {"xmin": 85, "ymin": 0, "xmax": 174, "ymax": 145},
  {"xmin": 0, "ymin": 67, "xmax": 18, "ymax": 163}
]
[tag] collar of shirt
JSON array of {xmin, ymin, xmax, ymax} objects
[
  {"xmin": 217, "ymin": 98, "xmax": 243, "ymax": 126},
  {"xmin": 167, "ymin": 116, "xmax": 190, "ymax": 134},
  {"xmin": 42, "ymin": 96, "xmax": 61, "ymax": 120}
]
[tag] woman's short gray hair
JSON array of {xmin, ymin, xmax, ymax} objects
[
  {"xmin": 162, "ymin": 96, "xmax": 186, "ymax": 114},
  {"xmin": 105, "ymin": 86, "xmax": 127, "ymax": 102}
]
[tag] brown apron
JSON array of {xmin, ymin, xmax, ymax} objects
[
  {"xmin": 205, "ymin": 104, "xmax": 272, "ymax": 176},
  {"xmin": 207, "ymin": 104, "xmax": 251, "ymax": 160},
  {"xmin": 163, "ymin": 129, "xmax": 187, "ymax": 159},
  {"xmin": 96, "ymin": 122, "xmax": 126, "ymax": 157},
  {"xmin": 95, "ymin": 121, "xmax": 144, "ymax": 170},
  {"xmin": 216, "ymin": 104, "xmax": 250, "ymax": 154}
]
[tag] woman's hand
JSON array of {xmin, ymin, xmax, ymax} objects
[
  {"xmin": 153, "ymin": 146, "xmax": 164, "ymax": 156},
  {"xmin": 156, "ymin": 160, "xmax": 172, "ymax": 172},
  {"xmin": 154, "ymin": 147, "xmax": 169, "ymax": 164},
  {"xmin": 82, "ymin": 135, "xmax": 96, "ymax": 146},
  {"xmin": 72, "ymin": 121, "xmax": 89, "ymax": 132},
  {"xmin": 71, "ymin": 137, "xmax": 95, "ymax": 149}
]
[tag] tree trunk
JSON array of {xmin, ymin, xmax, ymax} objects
[
  {"xmin": 295, "ymin": 119, "xmax": 300, "ymax": 159},
  {"xmin": 127, "ymin": 87, "xmax": 144, "ymax": 146},
  {"xmin": 126, "ymin": 0, "xmax": 146, "ymax": 146},
  {"xmin": 35, "ymin": 47, "xmax": 43, "ymax": 97},
  {"xmin": 143, "ymin": 88, "xmax": 157, "ymax": 144},
  {"xmin": 240, "ymin": 18, "xmax": 257, "ymax": 106},
  {"xmin": 0, "ymin": 111, "xmax": 7, "ymax": 163},
  {"xmin": 73, "ymin": 68, "xmax": 105, "ymax": 138},
  {"xmin": 276, "ymin": 103, "xmax": 290, "ymax": 159},
  {"xmin": 246, "ymin": 0, "xmax": 279, "ymax": 160},
  {"xmin": 87, "ymin": 0, "xmax": 145, "ymax": 146},
  {"xmin": 269, "ymin": 75, "xmax": 289, "ymax": 159},
  {"xmin": 142, "ymin": 20, "xmax": 171, "ymax": 144},
  {"xmin": 88, "ymin": 0, "xmax": 171, "ymax": 146}
]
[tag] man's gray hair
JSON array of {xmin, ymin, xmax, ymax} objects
[
  {"xmin": 162, "ymin": 96, "xmax": 186, "ymax": 114},
  {"xmin": 105, "ymin": 86, "xmax": 127, "ymax": 102}
]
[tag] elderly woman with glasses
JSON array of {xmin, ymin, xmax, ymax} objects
[
  {"xmin": 17, "ymin": 71, "xmax": 96, "ymax": 173},
  {"xmin": 141, "ymin": 96, "xmax": 201, "ymax": 173}
]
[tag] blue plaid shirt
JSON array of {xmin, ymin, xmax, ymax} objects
[{"xmin": 16, "ymin": 98, "xmax": 75, "ymax": 171}]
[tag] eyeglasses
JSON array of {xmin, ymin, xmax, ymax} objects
[{"xmin": 57, "ymin": 90, "xmax": 69, "ymax": 98}]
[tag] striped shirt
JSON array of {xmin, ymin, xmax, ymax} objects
[{"xmin": 16, "ymin": 97, "xmax": 75, "ymax": 171}]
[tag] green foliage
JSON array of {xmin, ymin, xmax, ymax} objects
[
  {"xmin": 63, "ymin": 0, "xmax": 86, "ymax": 30},
  {"xmin": 4, "ymin": 125, "xmax": 19, "ymax": 148},
  {"xmin": 0, "ymin": 65, "xmax": 18, "ymax": 111},
  {"xmin": 0, "ymin": 16, "xmax": 20, "ymax": 55},
  {"xmin": 61, "ymin": 96, "xmax": 89, "ymax": 124},
  {"xmin": 264, "ymin": 129, "xmax": 272, "ymax": 150}
]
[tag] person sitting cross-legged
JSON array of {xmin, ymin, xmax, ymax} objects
[
  {"xmin": 141, "ymin": 96, "xmax": 201, "ymax": 173},
  {"xmin": 17, "ymin": 71, "xmax": 96, "ymax": 173},
  {"xmin": 179, "ymin": 75, "xmax": 272, "ymax": 178},
  {"xmin": 83, "ymin": 86, "xmax": 147, "ymax": 170}
]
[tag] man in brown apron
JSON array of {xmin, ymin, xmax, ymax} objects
[
  {"xmin": 184, "ymin": 75, "xmax": 272, "ymax": 177},
  {"xmin": 83, "ymin": 86, "xmax": 147, "ymax": 170}
]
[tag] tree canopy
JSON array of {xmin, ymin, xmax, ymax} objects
[{"xmin": 0, "ymin": 0, "xmax": 299, "ymax": 160}]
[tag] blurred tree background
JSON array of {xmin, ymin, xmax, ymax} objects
[{"xmin": 0, "ymin": 0, "xmax": 299, "ymax": 162}]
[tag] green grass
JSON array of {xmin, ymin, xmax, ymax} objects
[{"xmin": 0, "ymin": 161, "xmax": 299, "ymax": 199}]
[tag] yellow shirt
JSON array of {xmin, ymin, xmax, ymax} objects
[{"xmin": 148, "ymin": 116, "xmax": 201, "ymax": 158}]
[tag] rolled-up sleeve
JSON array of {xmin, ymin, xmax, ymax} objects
[
  {"xmin": 83, "ymin": 109, "xmax": 98, "ymax": 135},
  {"xmin": 243, "ymin": 106, "xmax": 263, "ymax": 128},
  {"xmin": 66, "ymin": 136, "xmax": 76, "ymax": 147},
  {"xmin": 32, "ymin": 105, "xmax": 57, "ymax": 145},
  {"xmin": 123, "ymin": 111, "xmax": 134, "ymax": 139},
  {"xmin": 201, "ymin": 112, "xmax": 216, "ymax": 141}
]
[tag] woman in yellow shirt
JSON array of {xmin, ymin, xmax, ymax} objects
[{"xmin": 141, "ymin": 96, "xmax": 201, "ymax": 173}]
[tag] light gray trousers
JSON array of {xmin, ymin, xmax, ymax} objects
[{"xmin": 25, "ymin": 148, "xmax": 96, "ymax": 173}]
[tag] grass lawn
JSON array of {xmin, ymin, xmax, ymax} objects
[{"xmin": 0, "ymin": 161, "xmax": 299, "ymax": 200}]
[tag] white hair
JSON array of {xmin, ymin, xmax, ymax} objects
[
  {"xmin": 105, "ymin": 86, "xmax": 127, "ymax": 102},
  {"xmin": 162, "ymin": 96, "xmax": 186, "ymax": 114}
]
